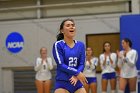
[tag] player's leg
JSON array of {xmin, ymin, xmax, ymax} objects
[
  {"xmin": 90, "ymin": 82, "xmax": 97, "ymax": 93},
  {"xmin": 88, "ymin": 77, "xmax": 97, "ymax": 93},
  {"xmin": 84, "ymin": 82, "xmax": 90, "ymax": 93},
  {"xmin": 75, "ymin": 87, "xmax": 86, "ymax": 93},
  {"xmin": 118, "ymin": 77, "xmax": 127, "ymax": 93},
  {"xmin": 110, "ymin": 72, "xmax": 116, "ymax": 93},
  {"xmin": 110, "ymin": 78, "xmax": 116, "ymax": 93},
  {"xmin": 102, "ymin": 73, "xmax": 109, "ymax": 93},
  {"xmin": 102, "ymin": 79, "xmax": 108, "ymax": 93},
  {"xmin": 55, "ymin": 88, "xmax": 69, "ymax": 93},
  {"xmin": 35, "ymin": 80, "xmax": 44, "ymax": 93},
  {"xmin": 128, "ymin": 77, "xmax": 137, "ymax": 93},
  {"xmin": 44, "ymin": 79, "xmax": 52, "ymax": 93}
]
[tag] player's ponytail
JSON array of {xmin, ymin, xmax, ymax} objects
[
  {"xmin": 57, "ymin": 18, "xmax": 74, "ymax": 41},
  {"xmin": 57, "ymin": 32, "xmax": 64, "ymax": 41}
]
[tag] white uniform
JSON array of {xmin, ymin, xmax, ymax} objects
[
  {"xmin": 99, "ymin": 53, "xmax": 117, "ymax": 74},
  {"xmin": 118, "ymin": 49, "xmax": 138, "ymax": 78},
  {"xmin": 83, "ymin": 57, "xmax": 98, "ymax": 77},
  {"xmin": 34, "ymin": 57, "xmax": 53, "ymax": 81}
]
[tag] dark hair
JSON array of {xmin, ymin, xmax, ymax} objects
[
  {"xmin": 86, "ymin": 47, "xmax": 93, "ymax": 51},
  {"xmin": 103, "ymin": 41, "xmax": 111, "ymax": 52},
  {"xmin": 123, "ymin": 38, "xmax": 132, "ymax": 48},
  {"xmin": 57, "ymin": 18, "xmax": 74, "ymax": 41}
]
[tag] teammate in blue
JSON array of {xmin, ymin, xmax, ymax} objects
[{"xmin": 52, "ymin": 19, "xmax": 87, "ymax": 93}]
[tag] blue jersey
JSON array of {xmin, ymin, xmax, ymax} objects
[{"xmin": 52, "ymin": 40, "xmax": 85, "ymax": 81}]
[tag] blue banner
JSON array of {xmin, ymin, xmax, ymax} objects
[
  {"xmin": 120, "ymin": 14, "xmax": 140, "ymax": 93},
  {"xmin": 5, "ymin": 32, "xmax": 24, "ymax": 53}
]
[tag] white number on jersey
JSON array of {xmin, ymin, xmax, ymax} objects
[{"xmin": 69, "ymin": 57, "xmax": 77, "ymax": 67}]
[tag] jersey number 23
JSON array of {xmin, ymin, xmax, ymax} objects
[{"xmin": 69, "ymin": 57, "xmax": 77, "ymax": 67}]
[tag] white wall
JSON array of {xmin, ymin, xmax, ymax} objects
[{"xmin": 0, "ymin": 13, "xmax": 127, "ymax": 93}]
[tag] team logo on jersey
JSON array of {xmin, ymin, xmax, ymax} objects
[{"xmin": 5, "ymin": 32, "xmax": 24, "ymax": 53}]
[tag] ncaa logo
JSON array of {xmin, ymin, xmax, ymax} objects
[{"xmin": 5, "ymin": 32, "xmax": 24, "ymax": 53}]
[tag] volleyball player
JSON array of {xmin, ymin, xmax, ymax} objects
[
  {"xmin": 52, "ymin": 18, "xmax": 87, "ymax": 93},
  {"xmin": 83, "ymin": 47, "xmax": 98, "ymax": 93},
  {"xmin": 99, "ymin": 41, "xmax": 117, "ymax": 93},
  {"xmin": 34, "ymin": 47, "xmax": 53, "ymax": 93},
  {"xmin": 117, "ymin": 38, "xmax": 138, "ymax": 93}
]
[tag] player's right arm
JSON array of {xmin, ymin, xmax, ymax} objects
[{"xmin": 34, "ymin": 58, "xmax": 42, "ymax": 71}]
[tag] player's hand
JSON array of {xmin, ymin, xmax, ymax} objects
[
  {"xmin": 109, "ymin": 54, "xmax": 111, "ymax": 59},
  {"xmin": 86, "ymin": 56, "xmax": 91, "ymax": 62},
  {"xmin": 76, "ymin": 72, "xmax": 88, "ymax": 85},
  {"xmin": 90, "ymin": 64, "xmax": 95, "ymax": 70},
  {"xmin": 123, "ymin": 51, "xmax": 126, "ymax": 57},
  {"xmin": 104, "ymin": 53, "xmax": 107, "ymax": 59},
  {"xmin": 69, "ymin": 76, "xmax": 78, "ymax": 86},
  {"xmin": 116, "ymin": 50, "xmax": 121, "ymax": 58}
]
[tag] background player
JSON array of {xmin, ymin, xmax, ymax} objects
[
  {"xmin": 117, "ymin": 38, "xmax": 138, "ymax": 93},
  {"xmin": 99, "ymin": 41, "xmax": 117, "ymax": 93},
  {"xmin": 83, "ymin": 47, "xmax": 98, "ymax": 93},
  {"xmin": 34, "ymin": 47, "xmax": 53, "ymax": 93}
]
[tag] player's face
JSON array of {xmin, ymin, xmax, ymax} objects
[
  {"xmin": 62, "ymin": 21, "xmax": 76, "ymax": 38},
  {"xmin": 40, "ymin": 48, "xmax": 47, "ymax": 58},
  {"xmin": 86, "ymin": 48, "xmax": 93, "ymax": 56},
  {"xmin": 122, "ymin": 40, "xmax": 129, "ymax": 50},
  {"xmin": 104, "ymin": 43, "xmax": 111, "ymax": 52}
]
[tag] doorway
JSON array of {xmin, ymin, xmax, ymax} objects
[{"xmin": 86, "ymin": 33, "xmax": 120, "ymax": 72}]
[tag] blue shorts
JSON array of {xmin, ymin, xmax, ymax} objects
[
  {"xmin": 86, "ymin": 77, "xmax": 97, "ymax": 84},
  {"xmin": 102, "ymin": 72, "xmax": 116, "ymax": 80},
  {"xmin": 55, "ymin": 80, "xmax": 83, "ymax": 93}
]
